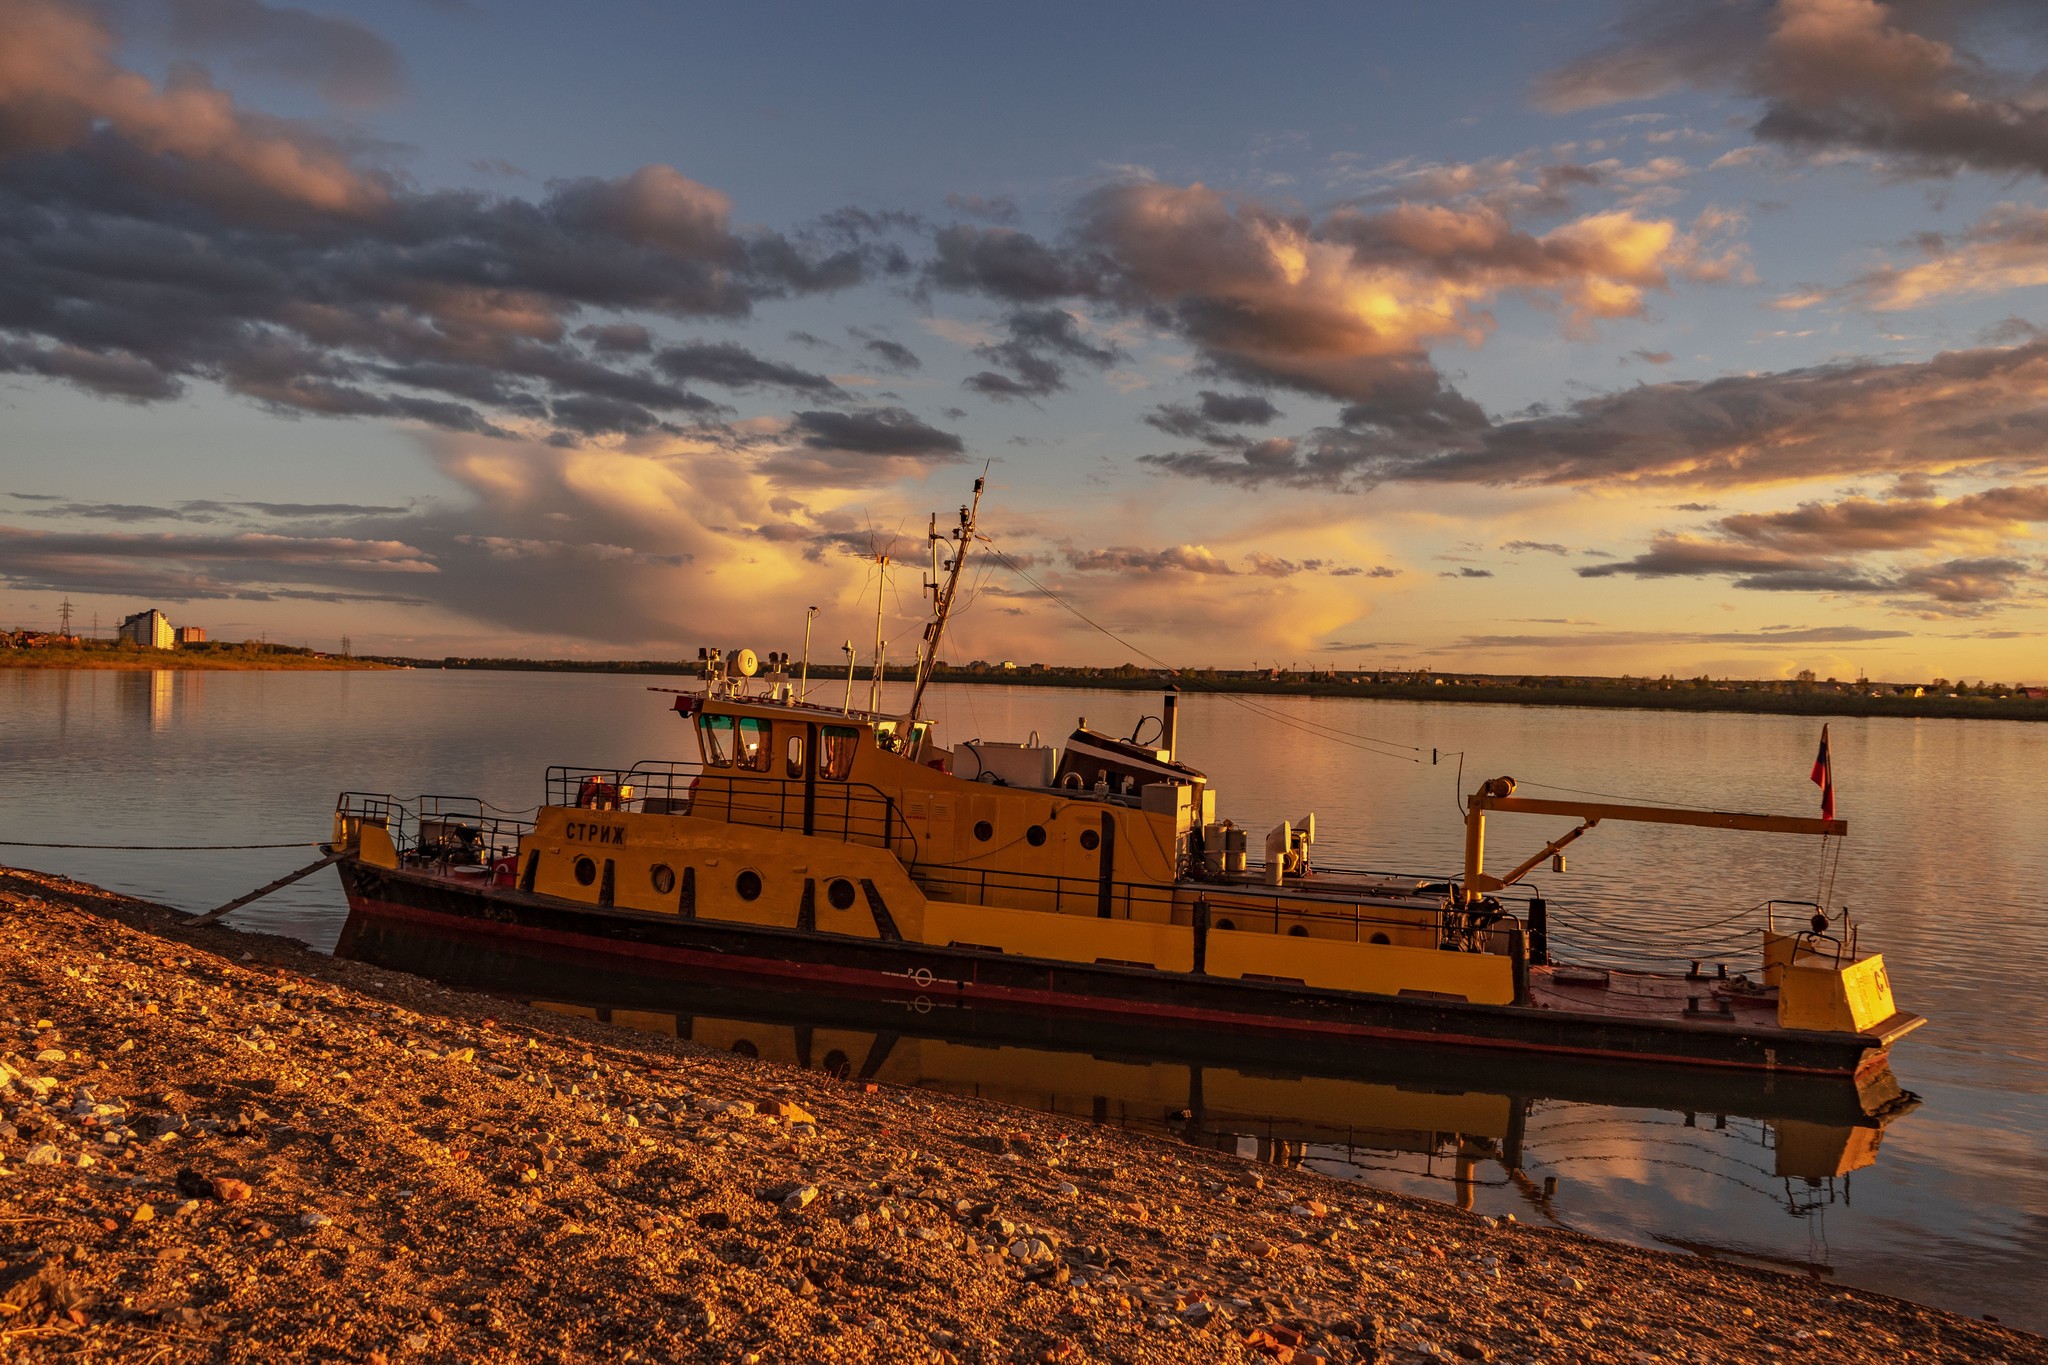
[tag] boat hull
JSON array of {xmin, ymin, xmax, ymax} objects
[{"xmin": 336, "ymin": 858, "xmax": 1899, "ymax": 1077}]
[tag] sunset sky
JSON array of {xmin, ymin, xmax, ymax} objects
[{"xmin": 3, "ymin": 0, "xmax": 2046, "ymax": 681}]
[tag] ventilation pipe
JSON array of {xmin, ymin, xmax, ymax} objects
[{"xmin": 1161, "ymin": 686, "xmax": 1180, "ymax": 762}]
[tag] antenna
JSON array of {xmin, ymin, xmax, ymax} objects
[
  {"xmin": 841, "ymin": 640, "xmax": 856, "ymax": 714},
  {"xmin": 906, "ymin": 473, "xmax": 986, "ymax": 725},
  {"xmin": 799, "ymin": 606, "xmax": 817, "ymax": 702}
]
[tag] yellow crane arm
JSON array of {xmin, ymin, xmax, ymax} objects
[
  {"xmin": 1474, "ymin": 794, "xmax": 1846, "ymax": 837},
  {"xmin": 1461, "ymin": 780, "xmax": 1846, "ymax": 903}
]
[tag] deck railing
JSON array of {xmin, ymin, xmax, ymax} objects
[
  {"xmin": 911, "ymin": 860, "xmax": 1530, "ymax": 949},
  {"xmin": 685, "ymin": 774, "xmax": 922, "ymax": 864},
  {"xmin": 544, "ymin": 760, "xmax": 699, "ymax": 814},
  {"xmin": 334, "ymin": 791, "xmax": 534, "ymax": 871}
]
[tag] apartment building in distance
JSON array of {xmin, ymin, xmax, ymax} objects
[{"xmin": 116, "ymin": 609, "xmax": 175, "ymax": 649}]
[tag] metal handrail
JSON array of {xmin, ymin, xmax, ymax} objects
[
  {"xmin": 912, "ymin": 862, "xmax": 1474, "ymax": 945},
  {"xmin": 545, "ymin": 760, "xmax": 699, "ymax": 813},
  {"xmin": 684, "ymin": 774, "xmax": 924, "ymax": 865},
  {"xmin": 334, "ymin": 791, "xmax": 532, "ymax": 870},
  {"xmin": 1762, "ymin": 898, "xmax": 1858, "ymax": 965}
]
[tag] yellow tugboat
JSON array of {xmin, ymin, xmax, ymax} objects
[{"xmin": 332, "ymin": 480, "xmax": 1923, "ymax": 1077}]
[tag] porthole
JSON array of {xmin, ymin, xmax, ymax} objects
[
  {"xmin": 1026, "ymin": 825, "xmax": 1047, "ymax": 847},
  {"xmin": 820, "ymin": 1050, "xmax": 852, "ymax": 1080},
  {"xmin": 1369, "ymin": 932, "xmax": 1392, "ymax": 945},
  {"xmin": 730, "ymin": 1039, "xmax": 758, "ymax": 1058},
  {"xmin": 573, "ymin": 856, "xmax": 597, "ymax": 886},
  {"xmin": 826, "ymin": 878, "xmax": 857, "ymax": 911},
  {"xmin": 1215, "ymin": 918, "xmax": 1236, "ymax": 931},
  {"xmin": 973, "ymin": 819, "xmax": 994, "ymax": 842},
  {"xmin": 1288, "ymin": 925, "xmax": 1309, "ymax": 938},
  {"xmin": 735, "ymin": 870, "xmax": 763, "ymax": 901},
  {"xmin": 1079, "ymin": 829, "xmax": 1100, "ymax": 852},
  {"xmin": 650, "ymin": 863, "xmax": 676, "ymax": 895}
]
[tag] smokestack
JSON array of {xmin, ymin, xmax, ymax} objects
[{"xmin": 1161, "ymin": 686, "xmax": 1179, "ymax": 761}]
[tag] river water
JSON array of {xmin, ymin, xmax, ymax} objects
[{"xmin": 3, "ymin": 669, "xmax": 2044, "ymax": 1327}]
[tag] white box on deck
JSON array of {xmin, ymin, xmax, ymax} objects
[
  {"xmin": 959, "ymin": 741, "xmax": 1057, "ymax": 788},
  {"xmin": 1141, "ymin": 781, "xmax": 1196, "ymax": 834}
]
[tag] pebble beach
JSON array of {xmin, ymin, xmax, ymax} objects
[{"xmin": 1, "ymin": 864, "xmax": 2039, "ymax": 1365}]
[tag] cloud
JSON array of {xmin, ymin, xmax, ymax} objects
[
  {"xmin": 1890, "ymin": 555, "xmax": 2032, "ymax": 608},
  {"xmin": 1065, "ymin": 544, "xmax": 1236, "ymax": 575},
  {"xmin": 0, "ymin": 2, "xmax": 886, "ymax": 442},
  {"xmin": 10, "ymin": 496, "xmax": 409, "ymax": 523},
  {"xmin": 857, "ymin": 335, "xmax": 922, "ymax": 372},
  {"xmin": 963, "ymin": 307, "xmax": 1123, "ymax": 402},
  {"xmin": 1077, "ymin": 182, "xmax": 1688, "ymax": 410},
  {"xmin": 1455, "ymin": 624, "xmax": 1914, "ymax": 649},
  {"xmin": 1571, "ymin": 481, "xmax": 2048, "ymax": 614},
  {"xmin": 786, "ymin": 407, "xmax": 963, "ymax": 459},
  {"xmin": 1536, "ymin": 0, "xmax": 2048, "ymax": 181},
  {"xmin": 1144, "ymin": 335, "xmax": 2048, "ymax": 491},
  {"xmin": 0, "ymin": 339, "xmax": 180, "ymax": 401},
  {"xmin": 1824, "ymin": 203, "xmax": 2048, "ymax": 310},
  {"xmin": 1194, "ymin": 390, "xmax": 1281, "ymax": 425},
  {"xmin": 1142, "ymin": 389, "xmax": 1284, "ymax": 443},
  {"xmin": 1579, "ymin": 531, "xmax": 2036, "ymax": 614},
  {"xmin": 1326, "ymin": 152, "xmax": 1607, "ymax": 218},
  {"xmin": 150, "ymin": 0, "xmax": 408, "ymax": 109},
  {"xmin": 927, "ymin": 223, "xmax": 1110, "ymax": 301},
  {"xmin": 1716, "ymin": 484, "xmax": 2048, "ymax": 551},
  {"xmin": 0, "ymin": 0, "xmax": 386, "ymax": 216},
  {"xmin": 577, "ymin": 323, "xmax": 652, "ymax": 356},
  {"xmin": 1440, "ymin": 566, "xmax": 1495, "ymax": 578},
  {"xmin": 1503, "ymin": 540, "xmax": 1572, "ymax": 555},
  {"xmin": 924, "ymin": 179, "xmax": 1714, "ymax": 439},
  {"xmin": 652, "ymin": 341, "xmax": 841, "ymax": 395},
  {"xmin": 0, "ymin": 523, "xmax": 438, "ymax": 602}
]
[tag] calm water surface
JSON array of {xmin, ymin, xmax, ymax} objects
[{"xmin": 2, "ymin": 670, "xmax": 2043, "ymax": 1327}]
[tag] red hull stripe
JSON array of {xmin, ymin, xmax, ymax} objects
[{"xmin": 343, "ymin": 892, "xmax": 1867, "ymax": 1077}]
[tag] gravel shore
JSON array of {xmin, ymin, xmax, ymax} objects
[{"xmin": 1, "ymin": 864, "xmax": 2038, "ymax": 1365}]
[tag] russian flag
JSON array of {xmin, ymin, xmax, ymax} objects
[{"xmin": 1810, "ymin": 723, "xmax": 1835, "ymax": 822}]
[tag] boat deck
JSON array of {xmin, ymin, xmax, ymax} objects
[
  {"xmin": 1530, "ymin": 962, "xmax": 1925, "ymax": 1049},
  {"xmin": 1529, "ymin": 963, "xmax": 1776, "ymax": 1023}
]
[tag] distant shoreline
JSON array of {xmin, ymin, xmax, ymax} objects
[
  {"xmin": 14, "ymin": 647, "xmax": 2038, "ymax": 719},
  {"xmin": 390, "ymin": 656, "xmax": 2048, "ymax": 723},
  {"xmin": 2, "ymin": 649, "xmax": 394, "ymax": 672}
]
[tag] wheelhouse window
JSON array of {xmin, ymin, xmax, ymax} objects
[
  {"xmin": 820, "ymin": 726, "xmax": 860, "ymax": 780},
  {"xmin": 785, "ymin": 733, "xmax": 806, "ymax": 780},
  {"xmin": 736, "ymin": 716, "xmax": 771, "ymax": 772},
  {"xmin": 699, "ymin": 714, "xmax": 735, "ymax": 767}
]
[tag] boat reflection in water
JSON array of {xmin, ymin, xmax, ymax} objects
[{"xmin": 343, "ymin": 912, "xmax": 1916, "ymax": 1271}]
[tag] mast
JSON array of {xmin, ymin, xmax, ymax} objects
[
  {"xmin": 868, "ymin": 551, "xmax": 889, "ymax": 714},
  {"xmin": 907, "ymin": 475, "xmax": 984, "ymax": 724}
]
